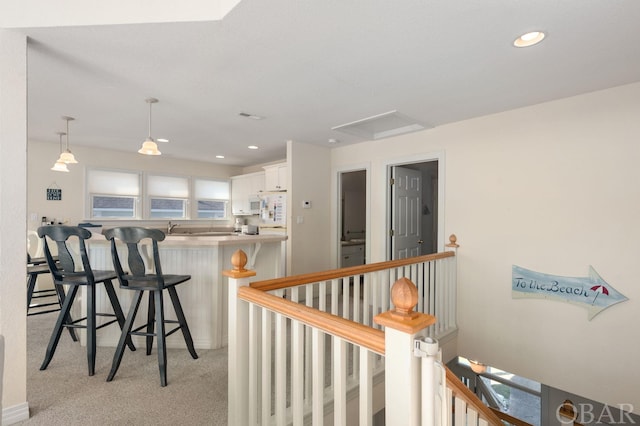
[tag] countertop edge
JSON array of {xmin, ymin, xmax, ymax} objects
[{"xmin": 88, "ymin": 233, "xmax": 287, "ymax": 246}]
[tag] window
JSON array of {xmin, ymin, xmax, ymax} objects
[
  {"xmin": 86, "ymin": 168, "xmax": 230, "ymax": 220},
  {"xmin": 148, "ymin": 175, "xmax": 189, "ymax": 219},
  {"xmin": 150, "ymin": 198, "xmax": 187, "ymax": 218},
  {"xmin": 87, "ymin": 169, "xmax": 140, "ymax": 218},
  {"xmin": 92, "ymin": 195, "xmax": 136, "ymax": 218},
  {"xmin": 194, "ymin": 178, "xmax": 229, "ymax": 219}
]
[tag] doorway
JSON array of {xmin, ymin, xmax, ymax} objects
[
  {"xmin": 388, "ymin": 160, "xmax": 439, "ymax": 260},
  {"xmin": 338, "ymin": 169, "xmax": 367, "ymax": 268}
]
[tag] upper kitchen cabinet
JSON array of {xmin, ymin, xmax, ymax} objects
[
  {"xmin": 231, "ymin": 171, "xmax": 265, "ymax": 215},
  {"xmin": 263, "ymin": 163, "xmax": 287, "ymax": 191}
]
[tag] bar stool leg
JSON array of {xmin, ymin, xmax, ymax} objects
[
  {"xmin": 103, "ymin": 280, "xmax": 135, "ymax": 351},
  {"xmin": 146, "ymin": 291, "xmax": 155, "ymax": 355},
  {"xmin": 41, "ymin": 286, "xmax": 78, "ymax": 370},
  {"xmin": 55, "ymin": 285, "xmax": 78, "ymax": 341},
  {"xmin": 107, "ymin": 290, "xmax": 144, "ymax": 383},
  {"xmin": 26, "ymin": 274, "xmax": 37, "ymax": 309},
  {"xmin": 86, "ymin": 283, "xmax": 97, "ymax": 376},
  {"xmin": 168, "ymin": 287, "xmax": 198, "ymax": 359},
  {"xmin": 154, "ymin": 289, "xmax": 168, "ymax": 387}
]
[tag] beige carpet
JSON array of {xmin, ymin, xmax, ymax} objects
[{"xmin": 18, "ymin": 313, "xmax": 228, "ymax": 425}]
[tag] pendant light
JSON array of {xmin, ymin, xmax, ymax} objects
[
  {"xmin": 57, "ymin": 116, "xmax": 78, "ymax": 164},
  {"xmin": 51, "ymin": 131, "xmax": 70, "ymax": 172},
  {"xmin": 138, "ymin": 97, "xmax": 161, "ymax": 155}
]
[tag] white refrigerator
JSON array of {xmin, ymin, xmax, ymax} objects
[{"xmin": 259, "ymin": 192, "xmax": 287, "ymax": 235}]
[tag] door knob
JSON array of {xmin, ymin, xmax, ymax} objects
[{"xmin": 418, "ymin": 240, "xmax": 424, "ymax": 244}]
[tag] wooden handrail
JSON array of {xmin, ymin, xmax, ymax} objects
[
  {"xmin": 251, "ymin": 251, "xmax": 455, "ymax": 292},
  {"xmin": 238, "ymin": 286, "xmax": 386, "ymax": 355},
  {"xmin": 445, "ymin": 367, "xmax": 504, "ymax": 426},
  {"xmin": 489, "ymin": 407, "xmax": 534, "ymax": 426}
]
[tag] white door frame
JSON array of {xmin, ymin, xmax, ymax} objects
[
  {"xmin": 332, "ymin": 162, "xmax": 371, "ymax": 268},
  {"xmin": 384, "ymin": 151, "xmax": 445, "ymax": 260}
]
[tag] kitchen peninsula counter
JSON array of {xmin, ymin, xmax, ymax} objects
[
  {"xmin": 163, "ymin": 232, "xmax": 286, "ymax": 246},
  {"xmin": 84, "ymin": 232, "xmax": 287, "ymax": 350}
]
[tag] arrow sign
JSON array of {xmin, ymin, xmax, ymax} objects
[{"xmin": 512, "ymin": 265, "xmax": 628, "ymax": 320}]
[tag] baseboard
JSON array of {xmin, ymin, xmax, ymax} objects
[{"xmin": 2, "ymin": 402, "xmax": 29, "ymax": 425}]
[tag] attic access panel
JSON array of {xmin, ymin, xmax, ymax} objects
[{"xmin": 332, "ymin": 110, "xmax": 429, "ymax": 140}]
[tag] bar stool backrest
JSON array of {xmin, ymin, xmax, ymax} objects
[
  {"xmin": 103, "ymin": 227, "xmax": 167, "ymax": 289},
  {"xmin": 37, "ymin": 225, "xmax": 93, "ymax": 284}
]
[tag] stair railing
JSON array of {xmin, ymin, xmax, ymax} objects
[{"xmin": 226, "ymin": 235, "xmax": 497, "ymax": 425}]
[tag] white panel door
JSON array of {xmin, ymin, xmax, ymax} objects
[{"xmin": 391, "ymin": 166, "xmax": 422, "ymax": 259}]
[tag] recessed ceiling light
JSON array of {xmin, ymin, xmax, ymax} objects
[
  {"xmin": 157, "ymin": 138, "xmax": 169, "ymax": 143},
  {"xmin": 248, "ymin": 145, "xmax": 259, "ymax": 150},
  {"xmin": 216, "ymin": 155, "xmax": 225, "ymax": 159},
  {"xmin": 328, "ymin": 138, "xmax": 340, "ymax": 144},
  {"xmin": 514, "ymin": 31, "xmax": 545, "ymax": 48}
]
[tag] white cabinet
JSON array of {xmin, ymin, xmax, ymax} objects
[
  {"xmin": 263, "ymin": 163, "xmax": 287, "ymax": 191},
  {"xmin": 340, "ymin": 243, "xmax": 365, "ymax": 268},
  {"xmin": 231, "ymin": 171, "xmax": 264, "ymax": 215},
  {"xmin": 248, "ymin": 172, "xmax": 265, "ymax": 194}
]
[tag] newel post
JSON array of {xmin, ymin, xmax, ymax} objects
[
  {"xmin": 223, "ymin": 249, "xmax": 256, "ymax": 426},
  {"xmin": 374, "ymin": 277, "xmax": 437, "ymax": 426}
]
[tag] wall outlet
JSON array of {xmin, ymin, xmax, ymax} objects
[{"xmin": 296, "ymin": 215, "xmax": 304, "ymax": 224}]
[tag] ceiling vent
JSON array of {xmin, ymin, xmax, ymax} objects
[{"xmin": 331, "ymin": 110, "xmax": 429, "ymax": 140}]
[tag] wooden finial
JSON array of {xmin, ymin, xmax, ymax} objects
[
  {"xmin": 374, "ymin": 276, "xmax": 436, "ymax": 333},
  {"xmin": 231, "ymin": 249, "xmax": 248, "ymax": 272},
  {"xmin": 223, "ymin": 249, "xmax": 256, "ymax": 279},
  {"xmin": 446, "ymin": 234, "xmax": 459, "ymax": 248},
  {"xmin": 390, "ymin": 277, "xmax": 419, "ymax": 320}
]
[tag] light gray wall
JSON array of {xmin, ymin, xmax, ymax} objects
[
  {"xmin": 288, "ymin": 140, "xmax": 332, "ymax": 275},
  {"xmin": 330, "ymin": 82, "xmax": 640, "ymax": 414}
]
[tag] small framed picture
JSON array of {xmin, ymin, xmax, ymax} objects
[{"xmin": 47, "ymin": 188, "xmax": 62, "ymax": 201}]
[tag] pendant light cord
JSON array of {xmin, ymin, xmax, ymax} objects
[
  {"xmin": 58, "ymin": 132, "xmax": 64, "ymax": 153},
  {"xmin": 61, "ymin": 116, "xmax": 75, "ymax": 151},
  {"xmin": 145, "ymin": 98, "xmax": 158, "ymax": 141},
  {"xmin": 66, "ymin": 119, "xmax": 70, "ymax": 150}
]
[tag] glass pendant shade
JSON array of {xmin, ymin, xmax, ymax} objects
[
  {"xmin": 51, "ymin": 161, "xmax": 70, "ymax": 172},
  {"xmin": 58, "ymin": 150, "xmax": 78, "ymax": 164},
  {"xmin": 139, "ymin": 98, "xmax": 162, "ymax": 155},
  {"xmin": 138, "ymin": 138, "xmax": 161, "ymax": 155}
]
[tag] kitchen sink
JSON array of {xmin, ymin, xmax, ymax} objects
[{"xmin": 169, "ymin": 230, "xmax": 237, "ymax": 236}]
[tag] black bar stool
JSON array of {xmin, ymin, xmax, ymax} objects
[
  {"xmin": 27, "ymin": 253, "xmax": 72, "ymax": 319},
  {"xmin": 37, "ymin": 225, "xmax": 135, "ymax": 376},
  {"xmin": 27, "ymin": 257, "xmax": 62, "ymax": 315},
  {"xmin": 104, "ymin": 226, "xmax": 198, "ymax": 386}
]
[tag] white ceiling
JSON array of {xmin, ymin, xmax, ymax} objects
[{"xmin": 17, "ymin": 0, "xmax": 640, "ymax": 166}]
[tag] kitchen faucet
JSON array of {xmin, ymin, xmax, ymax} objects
[{"xmin": 167, "ymin": 221, "xmax": 179, "ymax": 234}]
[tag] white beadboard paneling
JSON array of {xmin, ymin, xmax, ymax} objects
[{"xmin": 86, "ymin": 239, "xmax": 284, "ymax": 350}]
